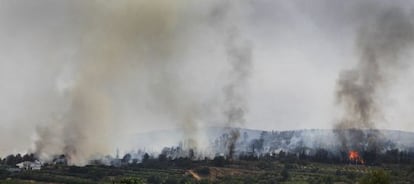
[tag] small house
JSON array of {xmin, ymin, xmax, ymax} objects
[{"xmin": 16, "ymin": 160, "xmax": 42, "ymax": 170}]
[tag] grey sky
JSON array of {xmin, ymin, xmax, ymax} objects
[{"xmin": 1, "ymin": 0, "xmax": 414, "ymax": 158}]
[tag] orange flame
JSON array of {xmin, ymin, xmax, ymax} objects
[{"xmin": 348, "ymin": 150, "xmax": 364, "ymax": 164}]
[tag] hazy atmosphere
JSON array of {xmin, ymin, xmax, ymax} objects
[{"xmin": 2, "ymin": 0, "xmax": 414, "ymax": 165}]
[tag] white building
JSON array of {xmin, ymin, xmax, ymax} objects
[{"xmin": 16, "ymin": 160, "xmax": 42, "ymax": 170}]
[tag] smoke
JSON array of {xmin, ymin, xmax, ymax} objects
[
  {"xmin": 223, "ymin": 31, "xmax": 253, "ymax": 158},
  {"xmin": 32, "ymin": 0, "xmax": 187, "ymax": 165},
  {"xmin": 29, "ymin": 0, "xmax": 254, "ymax": 164},
  {"xmin": 335, "ymin": 6, "xmax": 414, "ymax": 150},
  {"xmin": 223, "ymin": 29, "xmax": 253, "ymax": 128},
  {"xmin": 11, "ymin": 0, "xmax": 414, "ymax": 164},
  {"xmin": 211, "ymin": 1, "xmax": 253, "ymax": 158}
]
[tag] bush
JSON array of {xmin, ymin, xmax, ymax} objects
[
  {"xmin": 147, "ymin": 175, "xmax": 164, "ymax": 184},
  {"xmin": 213, "ymin": 156, "xmax": 225, "ymax": 167},
  {"xmin": 257, "ymin": 161, "xmax": 273, "ymax": 169},
  {"xmin": 195, "ymin": 167, "xmax": 210, "ymax": 176},
  {"xmin": 120, "ymin": 177, "xmax": 145, "ymax": 184},
  {"xmin": 359, "ymin": 169, "xmax": 390, "ymax": 184},
  {"xmin": 322, "ymin": 176, "xmax": 334, "ymax": 184},
  {"xmin": 0, "ymin": 169, "xmax": 10, "ymax": 179},
  {"xmin": 280, "ymin": 168, "xmax": 289, "ymax": 181},
  {"xmin": 164, "ymin": 177, "xmax": 180, "ymax": 184},
  {"xmin": 199, "ymin": 179, "xmax": 210, "ymax": 184}
]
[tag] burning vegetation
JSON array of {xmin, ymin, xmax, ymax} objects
[
  {"xmin": 335, "ymin": 6, "xmax": 414, "ymax": 154},
  {"xmin": 348, "ymin": 150, "xmax": 364, "ymax": 164}
]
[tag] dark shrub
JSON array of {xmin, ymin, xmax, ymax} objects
[{"xmin": 195, "ymin": 167, "xmax": 210, "ymax": 176}]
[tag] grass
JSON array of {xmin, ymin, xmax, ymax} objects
[{"xmin": 0, "ymin": 161, "xmax": 413, "ymax": 183}]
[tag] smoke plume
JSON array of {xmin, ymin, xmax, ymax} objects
[
  {"xmin": 33, "ymin": 1, "xmax": 186, "ymax": 165},
  {"xmin": 205, "ymin": 1, "xmax": 253, "ymax": 158},
  {"xmin": 30, "ymin": 0, "xmax": 253, "ymax": 164},
  {"xmin": 223, "ymin": 31, "xmax": 252, "ymax": 158},
  {"xmin": 335, "ymin": 7, "xmax": 414, "ymax": 150},
  {"xmin": 222, "ymin": 27, "xmax": 253, "ymax": 159}
]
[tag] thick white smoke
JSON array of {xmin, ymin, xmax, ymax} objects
[{"xmin": 0, "ymin": 0, "xmax": 254, "ymax": 165}]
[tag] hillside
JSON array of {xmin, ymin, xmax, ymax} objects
[{"xmin": 131, "ymin": 128, "xmax": 414, "ymax": 155}]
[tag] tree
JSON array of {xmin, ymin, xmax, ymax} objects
[
  {"xmin": 158, "ymin": 153, "xmax": 167, "ymax": 162},
  {"xmin": 122, "ymin": 153, "xmax": 132, "ymax": 163},
  {"xmin": 213, "ymin": 156, "xmax": 225, "ymax": 167},
  {"xmin": 15, "ymin": 154, "xmax": 22, "ymax": 164},
  {"xmin": 250, "ymin": 139, "xmax": 264, "ymax": 153},
  {"xmin": 189, "ymin": 149, "xmax": 195, "ymax": 160},
  {"xmin": 279, "ymin": 150, "xmax": 286, "ymax": 159},
  {"xmin": 243, "ymin": 131, "xmax": 249, "ymax": 143},
  {"xmin": 22, "ymin": 153, "xmax": 35, "ymax": 162},
  {"xmin": 313, "ymin": 149, "xmax": 329, "ymax": 163},
  {"xmin": 142, "ymin": 153, "xmax": 150, "ymax": 163},
  {"xmin": 5, "ymin": 154, "xmax": 16, "ymax": 166}
]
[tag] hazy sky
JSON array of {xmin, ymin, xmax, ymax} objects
[{"xmin": 1, "ymin": 0, "xmax": 414, "ymax": 157}]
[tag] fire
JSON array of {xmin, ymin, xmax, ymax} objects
[{"xmin": 348, "ymin": 150, "xmax": 364, "ymax": 164}]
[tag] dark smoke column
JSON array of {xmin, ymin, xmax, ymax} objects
[
  {"xmin": 335, "ymin": 8, "xmax": 414, "ymax": 150},
  {"xmin": 223, "ymin": 28, "xmax": 253, "ymax": 159},
  {"xmin": 206, "ymin": 1, "xmax": 253, "ymax": 159}
]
